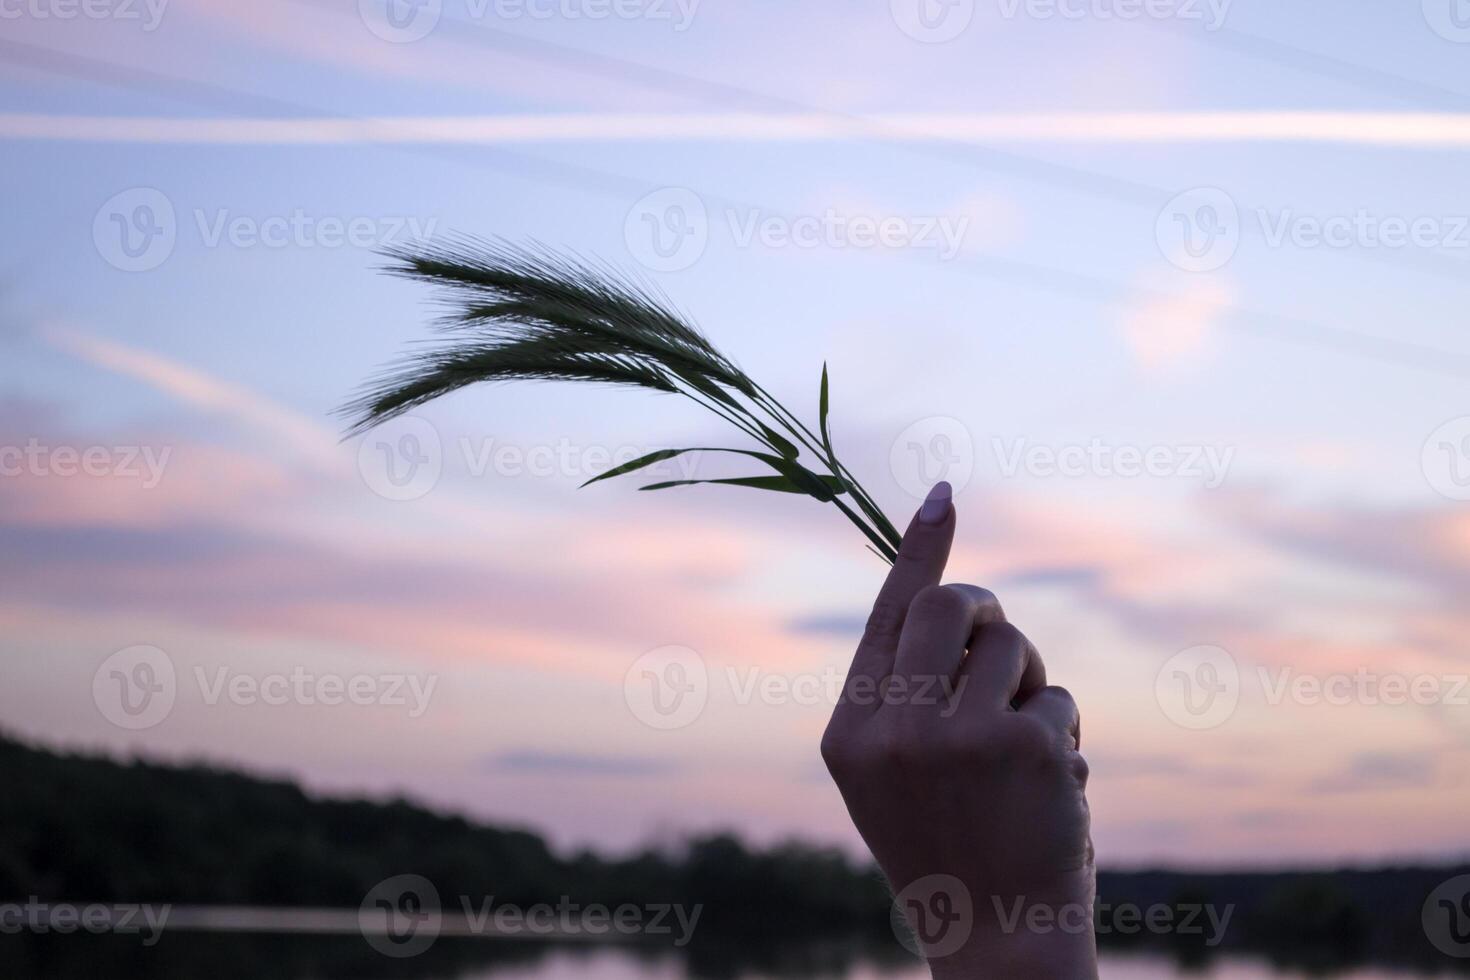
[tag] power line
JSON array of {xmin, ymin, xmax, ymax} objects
[{"xmin": 3, "ymin": 36, "xmax": 1467, "ymax": 380}]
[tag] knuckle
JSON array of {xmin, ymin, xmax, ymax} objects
[
  {"xmin": 909, "ymin": 584, "xmax": 967, "ymax": 621},
  {"xmin": 932, "ymin": 725, "xmax": 980, "ymax": 758},
  {"xmin": 819, "ymin": 728, "xmax": 854, "ymax": 773},
  {"xmin": 863, "ymin": 598, "xmax": 907, "ymax": 641},
  {"xmin": 956, "ymin": 584, "xmax": 1002, "ymax": 614},
  {"xmin": 1037, "ymin": 684, "xmax": 1075, "ymax": 706},
  {"xmin": 872, "ymin": 726, "xmax": 921, "ymax": 769},
  {"xmin": 982, "ymin": 620, "xmax": 1027, "ymax": 648},
  {"xmin": 892, "ymin": 545, "xmax": 930, "ymax": 570},
  {"xmin": 955, "ymin": 733, "xmax": 1010, "ymax": 768},
  {"xmin": 1005, "ymin": 714, "xmax": 1061, "ymax": 762}
]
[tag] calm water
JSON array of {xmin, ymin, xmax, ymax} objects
[
  {"xmin": 470, "ymin": 949, "xmax": 1446, "ymax": 978},
  {"xmin": 4, "ymin": 933, "xmax": 1456, "ymax": 980}
]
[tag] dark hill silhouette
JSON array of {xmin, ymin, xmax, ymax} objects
[{"xmin": 1, "ymin": 732, "xmax": 1466, "ymax": 973}]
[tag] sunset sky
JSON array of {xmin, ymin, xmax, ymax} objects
[{"xmin": 2, "ymin": 0, "xmax": 1469, "ymax": 868}]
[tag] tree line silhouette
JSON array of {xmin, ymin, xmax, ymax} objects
[{"xmin": 2, "ymin": 732, "xmax": 1465, "ymax": 973}]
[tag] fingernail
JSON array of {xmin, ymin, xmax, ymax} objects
[{"xmin": 918, "ymin": 481, "xmax": 952, "ymax": 524}]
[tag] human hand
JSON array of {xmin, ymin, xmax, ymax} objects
[{"xmin": 820, "ymin": 483, "xmax": 1096, "ymax": 979}]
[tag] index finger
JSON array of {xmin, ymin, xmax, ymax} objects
[{"xmin": 834, "ymin": 482, "xmax": 955, "ymax": 723}]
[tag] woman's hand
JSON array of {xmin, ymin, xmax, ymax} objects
[{"xmin": 821, "ymin": 483, "xmax": 1097, "ymax": 979}]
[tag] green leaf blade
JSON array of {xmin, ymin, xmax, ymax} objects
[
  {"xmin": 640, "ymin": 475, "xmax": 806, "ymax": 494},
  {"xmin": 580, "ymin": 449, "xmax": 685, "ymax": 487},
  {"xmin": 819, "ymin": 363, "xmax": 831, "ymax": 450},
  {"xmin": 756, "ymin": 423, "xmax": 801, "ymax": 460}
]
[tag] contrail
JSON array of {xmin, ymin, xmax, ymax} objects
[{"xmin": 7, "ymin": 111, "xmax": 1470, "ymax": 146}]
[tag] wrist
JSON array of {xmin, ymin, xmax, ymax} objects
[
  {"xmin": 927, "ymin": 887, "xmax": 1099, "ymax": 980},
  {"xmin": 928, "ymin": 928, "xmax": 1098, "ymax": 980}
]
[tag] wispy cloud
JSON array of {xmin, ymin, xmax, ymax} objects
[
  {"xmin": 44, "ymin": 325, "xmax": 338, "ymax": 462},
  {"xmin": 1311, "ymin": 752, "xmax": 1437, "ymax": 794},
  {"xmin": 484, "ymin": 751, "xmax": 679, "ymax": 776}
]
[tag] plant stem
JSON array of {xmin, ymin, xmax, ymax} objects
[
  {"xmin": 747, "ymin": 383, "xmax": 902, "ymax": 549},
  {"xmin": 832, "ymin": 496, "xmax": 897, "ymax": 563}
]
